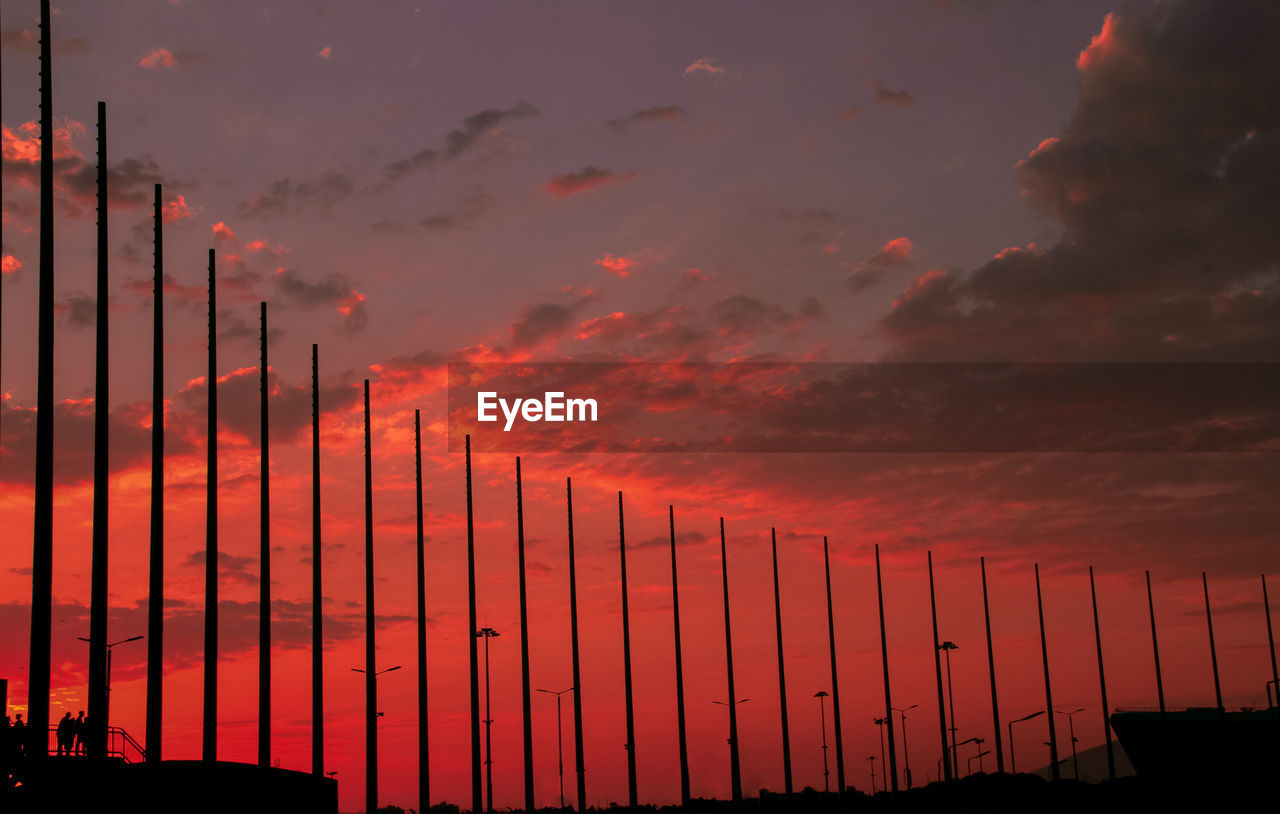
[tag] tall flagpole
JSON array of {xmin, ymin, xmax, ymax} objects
[
  {"xmin": 88, "ymin": 99, "xmax": 110, "ymax": 762},
  {"xmin": 771, "ymin": 529, "xmax": 793, "ymax": 794},
  {"xmin": 202, "ymin": 248, "xmax": 219, "ymax": 764},
  {"xmin": 145, "ymin": 183, "xmax": 165, "ymax": 766},
  {"xmin": 1088, "ymin": 566, "xmax": 1115, "ymax": 780},
  {"xmin": 720, "ymin": 518, "xmax": 742, "ymax": 801},
  {"xmin": 618, "ymin": 492, "xmax": 639, "ymax": 807},
  {"xmin": 566, "ymin": 478, "xmax": 587, "ymax": 811},
  {"xmin": 364, "ymin": 381, "xmax": 377, "ymax": 814},
  {"xmin": 823, "ymin": 537, "xmax": 846, "ymax": 793},
  {"xmin": 669, "ymin": 507, "xmax": 691, "ymax": 805},
  {"xmin": 311, "ymin": 345, "xmax": 323, "ymax": 776},
  {"xmin": 258, "ymin": 302, "xmax": 271, "ymax": 768},
  {"xmin": 928, "ymin": 552, "xmax": 949, "ymax": 782},
  {"xmin": 516, "ymin": 459, "xmax": 535, "ymax": 812},
  {"xmin": 1035, "ymin": 564, "xmax": 1059, "ymax": 781},
  {"xmin": 415, "ymin": 411, "xmax": 429, "ymax": 810},
  {"xmin": 875, "ymin": 544, "xmax": 898, "ymax": 792},
  {"xmin": 980, "ymin": 556, "xmax": 1003, "ymax": 773},
  {"xmin": 467, "ymin": 436, "xmax": 482, "ymax": 814}
]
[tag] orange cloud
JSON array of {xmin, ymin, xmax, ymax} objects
[
  {"xmin": 2, "ymin": 255, "xmax": 22, "ymax": 274},
  {"xmin": 337, "ymin": 290, "xmax": 365, "ymax": 317},
  {"xmin": 317, "ymin": 46, "xmax": 332, "ymax": 59},
  {"xmin": 994, "ymin": 242, "xmax": 1041, "ymax": 261},
  {"xmin": 139, "ymin": 48, "xmax": 176, "ymax": 69},
  {"xmin": 542, "ymin": 166, "xmax": 637, "ymax": 198},
  {"xmin": 893, "ymin": 268, "xmax": 947, "ymax": 308},
  {"xmin": 161, "ymin": 194, "xmax": 194, "ymax": 223},
  {"xmin": 1077, "ymin": 12, "xmax": 1119, "ymax": 71},
  {"xmin": 211, "ymin": 221, "xmax": 236, "ymax": 244},
  {"xmin": 593, "ymin": 249, "xmax": 661, "ymax": 278},
  {"xmin": 683, "ymin": 57, "xmax": 725, "ymax": 77},
  {"xmin": 2, "ymin": 120, "xmax": 85, "ymax": 165},
  {"xmin": 859, "ymin": 236, "xmax": 914, "ymax": 270}
]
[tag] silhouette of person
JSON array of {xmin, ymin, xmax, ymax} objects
[
  {"xmin": 74, "ymin": 710, "xmax": 86, "ymax": 756},
  {"xmin": 12, "ymin": 714, "xmax": 26, "ymax": 758},
  {"xmin": 57, "ymin": 711, "xmax": 72, "ymax": 756}
]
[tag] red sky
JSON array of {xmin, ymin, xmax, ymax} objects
[{"xmin": 2, "ymin": 1, "xmax": 1279, "ymax": 811}]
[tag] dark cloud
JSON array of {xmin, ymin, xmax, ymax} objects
[
  {"xmin": 273, "ymin": 268, "xmax": 368, "ymax": 333},
  {"xmin": 371, "ymin": 187, "xmax": 492, "ymax": 234},
  {"xmin": 870, "ymin": 81, "xmax": 915, "ymax": 107},
  {"xmin": 236, "ymin": 170, "xmax": 355, "ymax": 217},
  {"xmin": 56, "ymin": 292, "xmax": 97, "ymax": 329},
  {"xmin": 542, "ymin": 166, "xmax": 638, "ymax": 198},
  {"xmin": 605, "ymin": 105, "xmax": 684, "ymax": 132},
  {"xmin": 878, "ymin": 0, "xmax": 1280, "ymax": 362},
  {"xmin": 383, "ymin": 101, "xmax": 539, "ymax": 181},
  {"xmin": 62, "ymin": 156, "xmax": 193, "ymax": 209},
  {"xmin": 710, "ymin": 294, "xmax": 822, "ymax": 337}
]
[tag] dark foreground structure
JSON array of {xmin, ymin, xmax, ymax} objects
[{"xmin": 9, "ymin": 760, "xmax": 336, "ymax": 814}]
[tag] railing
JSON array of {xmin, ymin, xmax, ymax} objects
[{"xmin": 45, "ymin": 725, "xmax": 146, "ymax": 763}]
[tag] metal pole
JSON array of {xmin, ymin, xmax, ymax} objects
[
  {"xmin": 146, "ymin": 182, "xmax": 164, "ymax": 766},
  {"xmin": 1203, "ymin": 573, "xmax": 1223, "ymax": 710},
  {"xmin": 467, "ymin": 437, "xmax": 482, "ymax": 814},
  {"xmin": 311, "ymin": 344, "xmax": 323, "ymax": 778},
  {"xmin": 822, "ymin": 538, "xmax": 847, "ymax": 794},
  {"xmin": 1089, "ymin": 566, "xmax": 1115, "ymax": 780},
  {"xmin": 258, "ymin": 302, "xmax": 270, "ymax": 769},
  {"xmin": 415, "ymin": 410, "xmax": 428, "ymax": 810},
  {"xmin": 566, "ymin": 478, "xmax": 587, "ymax": 811},
  {"xmin": 874, "ymin": 545, "xmax": 898, "ymax": 792},
  {"xmin": 772, "ymin": 529, "xmax": 794, "ymax": 793},
  {"xmin": 943, "ymin": 644, "xmax": 958, "ymax": 777},
  {"xmin": 669, "ymin": 507, "xmax": 691, "ymax": 805},
  {"xmin": 1035, "ymin": 564, "xmax": 1059, "ymax": 781},
  {"xmin": 28, "ymin": 0, "xmax": 56, "ymax": 764},
  {"xmin": 618, "ymin": 492, "xmax": 639, "ymax": 807},
  {"xmin": 516, "ymin": 460, "xmax": 535, "ymax": 813},
  {"xmin": 88, "ymin": 99, "xmax": 110, "ymax": 764},
  {"xmin": 1146, "ymin": 571, "xmax": 1166, "ymax": 715},
  {"xmin": 557, "ymin": 693, "xmax": 565, "ymax": 808},
  {"xmin": 720, "ymin": 518, "xmax": 743, "ymax": 801},
  {"xmin": 203, "ymin": 248, "xmax": 218, "ymax": 764},
  {"xmin": 928, "ymin": 552, "xmax": 951, "ymax": 781},
  {"xmin": 482, "ymin": 631, "xmax": 494, "ymax": 812},
  {"xmin": 816, "ymin": 692, "xmax": 829, "ymax": 792},
  {"xmin": 364, "ymin": 381, "xmax": 377, "ymax": 814},
  {"xmin": 1265, "ymin": 575, "xmax": 1279, "ymax": 707},
  {"xmin": 980, "ymin": 556, "xmax": 1003, "ymax": 773}
]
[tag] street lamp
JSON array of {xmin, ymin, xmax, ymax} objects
[
  {"xmin": 351, "ymin": 664, "xmax": 402, "ymax": 813},
  {"xmin": 814, "ymin": 691, "xmax": 830, "ymax": 792},
  {"xmin": 873, "ymin": 717, "xmax": 888, "ymax": 783},
  {"xmin": 536, "ymin": 687, "xmax": 575, "ymax": 808},
  {"xmin": 476, "ymin": 627, "xmax": 500, "ymax": 812},
  {"xmin": 938, "ymin": 641, "xmax": 960, "ymax": 777},
  {"xmin": 955, "ymin": 736, "xmax": 981, "ymax": 776},
  {"xmin": 892, "ymin": 704, "xmax": 918, "ymax": 789},
  {"xmin": 1055, "ymin": 707, "xmax": 1086, "ymax": 780},
  {"xmin": 967, "ymin": 749, "xmax": 991, "ymax": 775},
  {"xmin": 78, "ymin": 633, "xmax": 143, "ymax": 749},
  {"xmin": 867, "ymin": 755, "xmax": 878, "ymax": 794},
  {"xmin": 1007, "ymin": 710, "xmax": 1045, "ymax": 774}
]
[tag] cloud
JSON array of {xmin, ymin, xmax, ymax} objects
[
  {"xmin": 55, "ymin": 293, "xmax": 97, "ymax": 330},
  {"xmin": 371, "ymin": 187, "xmax": 491, "ymax": 234},
  {"xmin": 382, "ymin": 102, "xmax": 539, "ymax": 182},
  {"xmin": 2, "ymin": 255, "xmax": 22, "ymax": 275},
  {"xmin": 859, "ymin": 237, "xmax": 914, "ymax": 269},
  {"xmin": 236, "ymin": 170, "xmax": 355, "ymax": 217},
  {"xmin": 593, "ymin": 249, "xmax": 663, "ymax": 278},
  {"xmin": 710, "ymin": 295, "xmax": 826, "ymax": 337},
  {"xmin": 684, "ymin": 57, "xmax": 726, "ymax": 77},
  {"xmin": 274, "ymin": 268, "xmax": 368, "ymax": 333},
  {"xmin": 139, "ymin": 48, "xmax": 176, "ymax": 69},
  {"xmin": 870, "ymin": 81, "xmax": 916, "ymax": 107},
  {"xmin": 212, "ymin": 221, "xmax": 237, "ymax": 245},
  {"xmin": 542, "ymin": 166, "xmax": 638, "ymax": 198},
  {"xmin": 840, "ymin": 105, "xmax": 866, "ymax": 122},
  {"xmin": 878, "ymin": 0, "xmax": 1280, "ymax": 362},
  {"xmin": 317, "ymin": 45, "xmax": 332, "ymax": 59},
  {"xmin": 605, "ymin": 105, "xmax": 684, "ymax": 132}
]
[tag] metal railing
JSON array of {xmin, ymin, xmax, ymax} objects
[{"xmin": 45, "ymin": 725, "xmax": 146, "ymax": 763}]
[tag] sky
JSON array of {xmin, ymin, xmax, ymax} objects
[{"xmin": 2, "ymin": 0, "xmax": 1279, "ymax": 811}]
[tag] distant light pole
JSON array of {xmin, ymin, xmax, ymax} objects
[
  {"xmin": 892, "ymin": 704, "xmax": 918, "ymax": 788},
  {"xmin": 1008, "ymin": 710, "xmax": 1045, "ymax": 774},
  {"xmin": 938, "ymin": 641, "xmax": 959, "ymax": 777},
  {"xmin": 967, "ymin": 749, "xmax": 991, "ymax": 775},
  {"xmin": 476, "ymin": 627, "xmax": 500, "ymax": 812},
  {"xmin": 537, "ymin": 687, "xmax": 575, "ymax": 808},
  {"xmin": 867, "ymin": 755, "xmax": 878, "ymax": 794},
  {"xmin": 873, "ymin": 717, "xmax": 887, "ymax": 781},
  {"xmin": 959, "ymin": 737, "xmax": 983, "ymax": 776},
  {"xmin": 77, "ymin": 635, "xmax": 143, "ymax": 738},
  {"xmin": 814, "ymin": 691, "xmax": 830, "ymax": 792},
  {"xmin": 350, "ymin": 664, "xmax": 402, "ymax": 813},
  {"xmin": 1056, "ymin": 707, "xmax": 1085, "ymax": 780}
]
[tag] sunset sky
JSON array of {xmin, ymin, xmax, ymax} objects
[{"xmin": 2, "ymin": 0, "xmax": 1279, "ymax": 811}]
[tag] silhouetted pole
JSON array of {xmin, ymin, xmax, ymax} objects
[
  {"xmin": 1146, "ymin": 571, "xmax": 1166, "ymax": 714},
  {"xmin": 1265, "ymin": 575, "xmax": 1279, "ymax": 708},
  {"xmin": 940, "ymin": 641, "xmax": 959, "ymax": 777},
  {"xmin": 1034, "ymin": 564, "xmax": 1059, "ymax": 781},
  {"xmin": 477, "ymin": 627, "xmax": 500, "ymax": 812},
  {"xmin": 566, "ymin": 477, "xmax": 587, "ymax": 811},
  {"xmin": 146, "ymin": 183, "xmax": 164, "ymax": 766},
  {"xmin": 88, "ymin": 99, "xmax": 109, "ymax": 762},
  {"xmin": 822, "ymin": 537, "xmax": 846, "ymax": 793},
  {"xmin": 311, "ymin": 344, "xmax": 323, "ymax": 777},
  {"xmin": 364, "ymin": 380, "xmax": 377, "ymax": 814},
  {"xmin": 618, "ymin": 492, "xmax": 639, "ymax": 807},
  {"xmin": 467, "ymin": 436, "xmax": 483, "ymax": 814},
  {"xmin": 515, "ymin": 459, "xmax": 535, "ymax": 813},
  {"xmin": 203, "ymin": 248, "xmax": 218, "ymax": 764},
  {"xmin": 1203, "ymin": 572, "xmax": 1223, "ymax": 710},
  {"xmin": 669, "ymin": 506, "xmax": 691, "ymax": 805},
  {"xmin": 874, "ymin": 544, "xmax": 898, "ymax": 792},
  {"xmin": 720, "ymin": 518, "xmax": 743, "ymax": 801},
  {"xmin": 537, "ymin": 687, "xmax": 575, "ymax": 808},
  {"xmin": 980, "ymin": 557, "xmax": 1003, "ymax": 773},
  {"xmin": 815, "ymin": 691, "xmax": 830, "ymax": 792},
  {"xmin": 1088, "ymin": 566, "xmax": 1115, "ymax": 780},
  {"xmin": 28, "ymin": 0, "xmax": 56, "ymax": 760},
  {"xmin": 258, "ymin": 302, "xmax": 271, "ymax": 768},
  {"xmin": 928, "ymin": 552, "xmax": 951, "ymax": 781},
  {"xmin": 415, "ymin": 410, "xmax": 428, "ymax": 810},
  {"xmin": 1007, "ymin": 710, "xmax": 1044, "ymax": 773},
  {"xmin": 771, "ymin": 528, "xmax": 794, "ymax": 793}
]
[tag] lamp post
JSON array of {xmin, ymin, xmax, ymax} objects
[
  {"xmin": 350, "ymin": 664, "xmax": 402, "ymax": 814},
  {"xmin": 938, "ymin": 641, "xmax": 959, "ymax": 777},
  {"xmin": 1007, "ymin": 710, "xmax": 1044, "ymax": 774},
  {"xmin": 476, "ymin": 627, "xmax": 501, "ymax": 812},
  {"xmin": 873, "ymin": 717, "xmax": 887, "ymax": 782},
  {"xmin": 967, "ymin": 749, "xmax": 991, "ymax": 775},
  {"xmin": 77, "ymin": 634, "xmax": 143, "ymax": 744},
  {"xmin": 1056, "ymin": 707, "xmax": 1085, "ymax": 780},
  {"xmin": 867, "ymin": 755, "xmax": 877, "ymax": 794},
  {"xmin": 814, "ymin": 691, "xmax": 830, "ymax": 792},
  {"xmin": 892, "ymin": 704, "xmax": 918, "ymax": 788},
  {"xmin": 956, "ymin": 737, "xmax": 983, "ymax": 777},
  {"xmin": 537, "ymin": 687, "xmax": 575, "ymax": 809}
]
